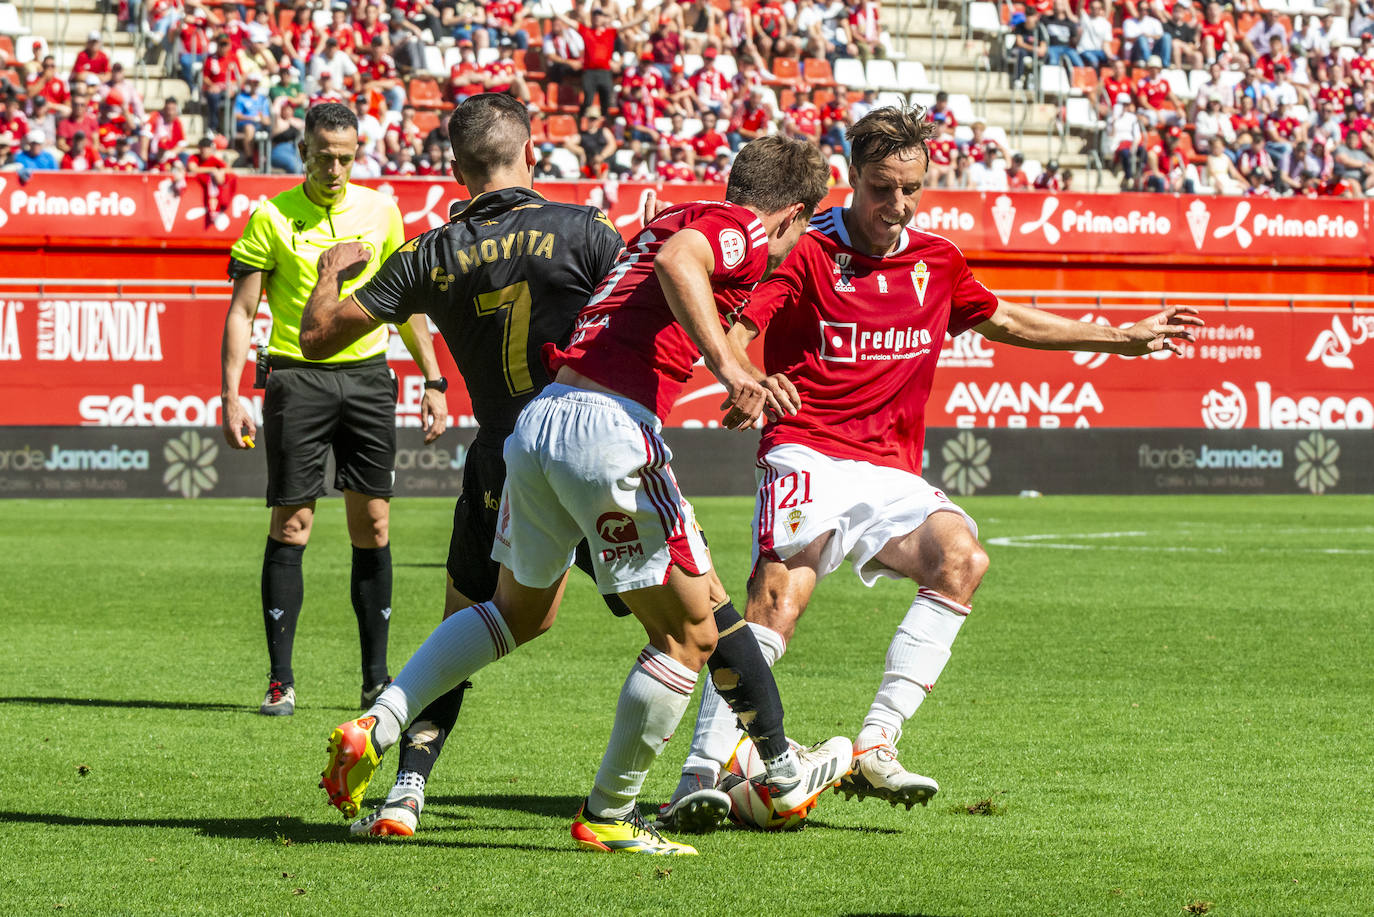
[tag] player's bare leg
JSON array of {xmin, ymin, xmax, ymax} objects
[
  {"xmin": 349, "ymin": 575, "xmax": 477, "ymax": 837},
  {"xmin": 344, "ymin": 490, "xmax": 394, "ymax": 707},
  {"xmin": 321, "ymin": 566, "xmax": 567, "ymax": 819},
  {"xmin": 259, "ymin": 502, "xmax": 315, "ymax": 715},
  {"xmin": 840, "ymin": 510, "xmax": 988, "ymax": 809}
]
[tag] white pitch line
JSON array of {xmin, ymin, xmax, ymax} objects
[{"xmin": 985, "ymin": 533, "xmax": 1374, "ymax": 555}]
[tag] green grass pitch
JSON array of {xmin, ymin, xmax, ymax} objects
[{"xmin": 4, "ymin": 495, "xmax": 1372, "ymax": 916}]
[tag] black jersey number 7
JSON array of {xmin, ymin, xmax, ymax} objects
[{"xmin": 475, "ymin": 280, "xmax": 534, "ymax": 396}]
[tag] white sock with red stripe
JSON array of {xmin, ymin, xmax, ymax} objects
[
  {"xmin": 588, "ymin": 645, "xmax": 699, "ymax": 820},
  {"xmin": 679, "ymin": 623, "xmax": 787, "ymax": 784},
  {"xmin": 858, "ymin": 589, "xmax": 970, "ymax": 751},
  {"xmin": 369, "ymin": 601, "xmax": 514, "ymax": 750}
]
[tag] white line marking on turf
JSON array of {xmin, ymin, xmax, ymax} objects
[{"xmin": 985, "ymin": 532, "xmax": 1374, "ymax": 555}]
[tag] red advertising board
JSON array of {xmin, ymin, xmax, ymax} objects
[
  {"xmin": 1, "ymin": 293, "xmax": 1369, "ymax": 430},
  {"xmin": 0, "ymin": 172, "xmax": 1367, "ymax": 264}
]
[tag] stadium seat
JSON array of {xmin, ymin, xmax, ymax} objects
[
  {"xmin": 865, "ymin": 58, "xmax": 898, "ymax": 90},
  {"xmin": 477, "ymin": 47, "xmax": 499, "ymax": 66},
  {"xmin": 412, "ymin": 109, "xmax": 441, "ymax": 136},
  {"xmin": 423, "ymin": 45, "xmax": 445, "ymax": 76},
  {"xmin": 519, "ymin": 49, "xmax": 545, "ymax": 81},
  {"xmin": 1163, "ymin": 68, "xmax": 1193, "ymax": 99},
  {"xmin": 548, "ymin": 146, "xmax": 581, "ymax": 177},
  {"xmin": 1071, "ymin": 66, "xmax": 1099, "ymax": 94},
  {"xmin": 1022, "ymin": 158, "xmax": 1044, "ymax": 183},
  {"xmin": 947, "ymin": 93, "xmax": 976, "ymax": 123},
  {"xmin": 877, "ymin": 90, "xmax": 907, "ymax": 108},
  {"xmin": 1064, "ymin": 96, "xmax": 1100, "ymax": 131},
  {"xmin": 954, "ymin": 124, "xmax": 973, "ymax": 142},
  {"xmin": 770, "ymin": 56, "xmax": 800, "ymax": 85},
  {"xmin": 444, "ymin": 46, "xmax": 463, "ymax": 71},
  {"xmin": 526, "ymin": 81, "xmax": 547, "ymax": 111},
  {"xmin": 910, "ymin": 91, "xmax": 937, "ymax": 109},
  {"xmin": 967, "ymin": 2, "xmax": 1002, "ymax": 37},
  {"xmin": 802, "ymin": 57, "xmax": 837, "ymax": 88},
  {"xmin": 682, "ymin": 53, "xmax": 703, "ymax": 75},
  {"xmin": 408, "ymin": 76, "xmax": 452, "ymax": 110},
  {"xmin": 544, "ymin": 113, "xmax": 577, "ymax": 142},
  {"xmin": 12, "ymin": 33, "xmax": 43, "ymax": 63},
  {"xmin": 812, "ymin": 87, "xmax": 835, "ymax": 107},
  {"xmin": 832, "ymin": 57, "xmax": 866, "ymax": 90},
  {"xmin": 715, "ymin": 53, "xmax": 738, "ymax": 81},
  {"xmin": 0, "ymin": 35, "xmax": 12, "ymax": 59},
  {"xmin": 895, "ymin": 60, "xmax": 938, "ymax": 93},
  {"xmin": 530, "ymin": 114, "xmax": 547, "ymax": 143},
  {"xmin": 0, "ymin": 3, "xmax": 28, "ymax": 35},
  {"xmin": 984, "ymin": 125, "xmax": 1009, "ymax": 147},
  {"xmin": 1039, "ymin": 65, "xmax": 1072, "ymax": 98}
]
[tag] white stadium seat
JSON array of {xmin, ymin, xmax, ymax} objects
[
  {"xmin": 967, "ymin": 2, "xmax": 1003, "ymax": 37},
  {"xmin": 948, "ymin": 93, "xmax": 976, "ymax": 123},
  {"xmin": 896, "ymin": 60, "xmax": 938, "ymax": 93},
  {"xmin": 424, "ymin": 45, "xmax": 446, "ymax": 76},
  {"xmin": 0, "ymin": 3, "xmax": 29, "ymax": 36},
  {"xmin": 833, "ymin": 57, "xmax": 867, "ymax": 90},
  {"xmin": 865, "ymin": 58, "xmax": 899, "ymax": 90}
]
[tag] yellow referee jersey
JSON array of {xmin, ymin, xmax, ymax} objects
[{"xmin": 229, "ymin": 182, "xmax": 405, "ymax": 363}]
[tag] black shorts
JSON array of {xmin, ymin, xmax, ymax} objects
[
  {"xmin": 446, "ymin": 437, "xmax": 506, "ymax": 601},
  {"xmin": 446, "ymin": 435, "xmax": 631, "ymax": 615},
  {"xmin": 263, "ymin": 357, "xmax": 397, "ymax": 507}
]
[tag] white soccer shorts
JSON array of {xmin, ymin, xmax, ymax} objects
[
  {"xmin": 753, "ymin": 442, "xmax": 977, "ymax": 586},
  {"xmin": 492, "ymin": 383, "xmax": 711, "ymax": 593}
]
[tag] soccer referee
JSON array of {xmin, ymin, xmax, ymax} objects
[{"xmin": 219, "ymin": 102, "xmax": 448, "ymax": 717}]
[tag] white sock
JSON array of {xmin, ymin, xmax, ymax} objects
[
  {"xmin": 368, "ymin": 601, "xmax": 513, "ymax": 750},
  {"xmin": 588, "ymin": 645, "xmax": 699, "ymax": 819},
  {"xmin": 860, "ymin": 589, "xmax": 970, "ymax": 749},
  {"xmin": 680, "ymin": 622, "xmax": 788, "ymax": 782},
  {"xmin": 388, "ymin": 769, "xmax": 426, "ymax": 807}
]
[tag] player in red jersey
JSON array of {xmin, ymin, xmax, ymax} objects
[
  {"xmin": 313, "ymin": 134, "xmax": 853, "ymax": 854},
  {"xmin": 665, "ymin": 106, "xmax": 1204, "ymax": 818}
]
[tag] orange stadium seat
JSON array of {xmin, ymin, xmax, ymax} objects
[
  {"xmin": 812, "ymin": 87, "xmax": 835, "ymax": 107},
  {"xmin": 526, "ymin": 81, "xmax": 547, "ymax": 111},
  {"xmin": 412, "ymin": 109, "xmax": 441, "ymax": 136},
  {"xmin": 1072, "ymin": 66, "xmax": 1099, "ymax": 94},
  {"xmin": 530, "ymin": 113, "xmax": 548, "ymax": 143},
  {"xmin": 770, "ymin": 56, "xmax": 801, "ymax": 86},
  {"xmin": 408, "ymin": 76, "xmax": 453, "ymax": 110},
  {"xmin": 545, "ymin": 114, "xmax": 577, "ymax": 142},
  {"xmin": 802, "ymin": 57, "xmax": 837, "ymax": 88},
  {"xmin": 519, "ymin": 49, "xmax": 545, "ymax": 81}
]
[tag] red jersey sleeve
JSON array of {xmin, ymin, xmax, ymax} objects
[
  {"xmin": 947, "ymin": 250, "xmax": 999, "ymax": 335},
  {"xmin": 690, "ymin": 208, "xmax": 768, "ymax": 287}
]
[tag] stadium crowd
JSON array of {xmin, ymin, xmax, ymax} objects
[{"xmin": 0, "ymin": 0, "xmax": 1372, "ymax": 197}]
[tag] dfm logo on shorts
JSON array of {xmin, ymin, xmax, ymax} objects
[
  {"xmin": 597, "ymin": 511, "xmax": 643, "ymax": 562},
  {"xmin": 818, "ymin": 320, "xmax": 932, "ymax": 363}
]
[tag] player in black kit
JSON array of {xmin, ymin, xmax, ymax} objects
[{"xmin": 303, "ymin": 94, "xmax": 791, "ymax": 841}]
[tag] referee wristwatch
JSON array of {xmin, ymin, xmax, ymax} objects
[{"xmin": 424, "ymin": 377, "xmax": 449, "ymax": 393}]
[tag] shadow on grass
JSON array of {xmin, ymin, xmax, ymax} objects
[
  {"xmin": 427, "ymin": 794, "xmax": 586, "ymax": 820},
  {"xmin": 0, "ymin": 809, "xmax": 577, "ymax": 853},
  {"xmin": 804, "ymin": 819, "xmax": 904, "ymax": 835}
]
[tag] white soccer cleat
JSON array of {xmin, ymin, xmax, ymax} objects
[
  {"xmin": 767, "ymin": 736, "xmax": 853, "ymax": 816},
  {"xmin": 836, "ymin": 743, "xmax": 939, "ymax": 810},
  {"xmin": 657, "ymin": 772, "xmax": 731, "ymax": 834},
  {"xmin": 349, "ymin": 792, "xmax": 422, "ymax": 837}
]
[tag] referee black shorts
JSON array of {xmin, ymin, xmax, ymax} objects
[
  {"xmin": 447, "ymin": 435, "xmax": 631, "ymax": 616},
  {"xmin": 262, "ymin": 356, "xmax": 397, "ymax": 507}
]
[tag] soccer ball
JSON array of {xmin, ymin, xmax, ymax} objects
[{"xmin": 719, "ymin": 737, "xmax": 809, "ymax": 831}]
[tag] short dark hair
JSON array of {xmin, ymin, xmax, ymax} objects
[
  {"xmin": 304, "ymin": 102, "xmax": 358, "ymax": 136},
  {"xmin": 848, "ymin": 105, "xmax": 938, "ymax": 172},
  {"xmin": 725, "ymin": 135, "xmax": 828, "ymax": 216},
  {"xmin": 448, "ymin": 92, "xmax": 530, "ymax": 177}
]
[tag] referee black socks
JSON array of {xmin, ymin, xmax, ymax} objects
[
  {"xmin": 351, "ymin": 544, "xmax": 393, "ymax": 688},
  {"xmin": 261, "ymin": 537, "xmax": 305, "ymax": 687}
]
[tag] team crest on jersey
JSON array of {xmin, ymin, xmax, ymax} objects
[
  {"xmin": 877, "ymin": 274, "xmax": 888, "ymax": 294},
  {"xmin": 719, "ymin": 228, "xmax": 746, "ymax": 268},
  {"xmin": 833, "ymin": 252, "xmax": 855, "ymax": 293},
  {"xmin": 911, "ymin": 261, "xmax": 930, "ymax": 306},
  {"xmin": 785, "ymin": 509, "xmax": 805, "ymax": 535},
  {"xmin": 430, "ymin": 266, "xmax": 454, "ymax": 291}
]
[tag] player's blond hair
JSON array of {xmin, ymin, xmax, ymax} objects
[{"xmin": 847, "ymin": 106, "xmax": 938, "ymax": 173}]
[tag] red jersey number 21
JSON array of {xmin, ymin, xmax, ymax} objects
[{"xmin": 776, "ymin": 471, "xmax": 812, "ymax": 509}]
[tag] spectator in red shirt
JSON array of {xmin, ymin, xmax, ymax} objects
[
  {"xmin": 727, "ymin": 88, "xmax": 772, "ymax": 149},
  {"xmin": 178, "ymin": 12, "xmax": 211, "ymax": 87},
  {"xmin": 188, "ymin": 136, "xmax": 237, "ymax": 228},
  {"xmin": 926, "ymin": 120, "xmax": 958, "ymax": 187},
  {"xmin": 143, "ymin": 96, "xmax": 187, "ymax": 165},
  {"xmin": 927, "ymin": 91, "xmax": 958, "ymax": 130},
  {"xmin": 284, "ymin": 4, "xmax": 317, "ymax": 73},
  {"xmin": 1198, "ymin": 2, "xmax": 1235, "ymax": 66},
  {"xmin": 357, "ymin": 36, "xmax": 405, "ymax": 113},
  {"xmin": 104, "ymin": 134, "xmax": 142, "ymax": 171},
  {"xmin": 1136, "ymin": 56, "xmax": 1181, "ymax": 124},
  {"xmin": 556, "ymin": 4, "xmax": 619, "ymax": 115},
  {"xmin": 1033, "ymin": 158, "xmax": 1063, "ymax": 190},
  {"xmin": 29, "ymin": 57, "xmax": 73, "ymax": 118},
  {"xmin": 691, "ymin": 117, "xmax": 729, "ymax": 159},
  {"xmin": 61, "ymin": 130, "xmax": 103, "ymax": 171},
  {"xmin": 97, "ymin": 92, "xmax": 134, "ymax": 152},
  {"xmin": 656, "ymin": 142, "xmax": 695, "ymax": 181},
  {"xmin": 73, "ymin": 31, "xmax": 113, "ymax": 82},
  {"xmin": 1007, "ymin": 151, "xmax": 1031, "ymax": 189},
  {"xmin": 783, "ymin": 96, "xmax": 821, "ymax": 141},
  {"xmin": 448, "ymin": 40, "xmax": 486, "ymax": 102},
  {"xmin": 321, "ymin": 5, "xmax": 359, "ymax": 58},
  {"xmin": 485, "ymin": 0, "xmax": 531, "ymax": 49},
  {"xmin": 0, "ymin": 94, "xmax": 29, "ymax": 145},
  {"xmin": 202, "ymin": 40, "xmax": 242, "ymax": 136},
  {"xmin": 701, "ymin": 146, "xmax": 731, "ymax": 182},
  {"xmin": 1256, "ymin": 35, "xmax": 1292, "ymax": 83},
  {"xmin": 690, "ymin": 47, "xmax": 731, "ymax": 117},
  {"xmin": 620, "ymin": 84, "xmax": 659, "ymax": 144},
  {"xmin": 56, "ymin": 84, "xmax": 100, "ymax": 153},
  {"xmin": 484, "ymin": 42, "xmax": 531, "ymax": 104}
]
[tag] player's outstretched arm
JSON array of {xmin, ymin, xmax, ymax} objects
[
  {"xmin": 300, "ymin": 241, "xmax": 380, "ymax": 360},
  {"xmin": 655, "ymin": 229, "xmax": 768, "ymax": 430},
  {"xmin": 974, "ymin": 301, "xmax": 1204, "ymax": 356},
  {"xmin": 727, "ymin": 318, "xmax": 799, "ymax": 419},
  {"xmin": 220, "ymin": 272, "xmax": 263, "ymax": 449},
  {"xmin": 397, "ymin": 316, "xmax": 449, "ymax": 444}
]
